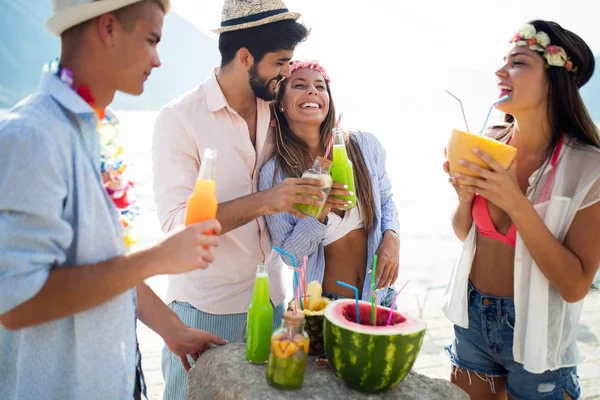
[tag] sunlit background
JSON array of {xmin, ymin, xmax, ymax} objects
[
  {"xmin": 1, "ymin": 0, "xmax": 599, "ymax": 293},
  {"xmin": 1, "ymin": 1, "xmax": 600, "ymax": 397}
]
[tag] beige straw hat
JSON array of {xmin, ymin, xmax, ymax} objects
[
  {"xmin": 46, "ymin": 0, "xmax": 168, "ymax": 36},
  {"xmin": 213, "ymin": 0, "xmax": 300, "ymax": 34}
]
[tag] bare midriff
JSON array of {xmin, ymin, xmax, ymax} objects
[
  {"xmin": 322, "ymin": 228, "xmax": 368, "ymax": 298},
  {"xmin": 470, "ymin": 201, "xmax": 516, "ymax": 297}
]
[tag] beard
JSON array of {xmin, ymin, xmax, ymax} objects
[{"xmin": 248, "ymin": 63, "xmax": 282, "ymax": 101}]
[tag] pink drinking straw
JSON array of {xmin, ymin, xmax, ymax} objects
[
  {"xmin": 288, "ymin": 266, "xmax": 304, "ymax": 311},
  {"xmin": 445, "ymin": 90, "xmax": 470, "ymax": 132},
  {"xmin": 323, "ymin": 114, "xmax": 342, "ymax": 160},
  {"xmin": 386, "ymin": 280, "xmax": 410, "ymax": 326},
  {"xmin": 323, "ymin": 137, "xmax": 334, "ymax": 162}
]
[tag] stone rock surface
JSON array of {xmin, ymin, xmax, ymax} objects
[{"xmin": 186, "ymin": 343, "xmax": 468, "ymax": 400}]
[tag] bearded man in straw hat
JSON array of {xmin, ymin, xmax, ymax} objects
[
  {"xmin": 151, "ymin": 0, "xmax": 325, "ymax": 398},
  {"xmin": 0, "ymin": 1, "xmax": 230, "ymax": 399}
]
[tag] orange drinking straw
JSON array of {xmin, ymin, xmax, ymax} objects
[
  {"xmin": 302, "ymin": 256, "xmax": 308, "ymax": 300},
  {"xmin": 294, "ymin": 285, "xmax": 299, "ymax": 317}
]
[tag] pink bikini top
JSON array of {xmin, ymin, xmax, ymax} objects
[{"xmin": 471, "ymin": 134, "xmax": 564, "ymax": 247}]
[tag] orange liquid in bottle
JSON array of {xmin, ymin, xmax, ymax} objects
[
  {"xmin": 185, "ymin": 179, "xmax": 218, "ymax": 227},
  {"xmin": 184, "ymin": 149, "xmax": 218, "ymax": 247}
]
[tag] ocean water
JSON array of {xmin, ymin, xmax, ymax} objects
[
  {"xmin": 2, "ymin": 108, "xmax": 598, "ymax": 297},
  {"xmin": 115, "ymin": 109, "xmax": 464, "ymax": 293}
]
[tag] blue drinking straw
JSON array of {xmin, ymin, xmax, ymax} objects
[
  {"xmin": 337, "ymin": 280, "xmax": 360, "ymax": 324},
  {"xmin": 273, "ymin": 246, "xmax": 303, "ymax": 310},
  {"xmin": 479, "ymin": 95, "xmax": 509, "ymax": 135}
]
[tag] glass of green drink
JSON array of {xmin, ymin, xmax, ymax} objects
[
  {"xmin": 246, "ymin": 263, "xmax": 273, "ymax": 364},
  {"xmin": 266, "ymin": 311, "xmax": 309, "ymax": 390},
  {"xmin": 293, "ymin": 156, "xmax": 332, "ymax": 218},
  {"xmin": 330, "ymin": 127, "xmax": 356, "ymax": 210}
]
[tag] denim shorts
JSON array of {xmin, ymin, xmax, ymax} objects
[
  {"xmin": 322, "ymin": 287, "xmax": 397, "ymax": 309},
  {"xmin": 445, "ymin": 282, "xmax": 580, "ymax": 400}
]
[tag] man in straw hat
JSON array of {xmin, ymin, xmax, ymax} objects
[
  {"xmin": 0, "ymin": 1, "xmax": 228, "ymax": 399},
  {"xmin": 152, "ymin": 0, "xmax": 326, "ymax": 398}
]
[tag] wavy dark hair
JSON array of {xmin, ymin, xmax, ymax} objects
[
  {"xmin": 218, "ymin": 20, "xmax": 308, "ymax": 67},
  {"xmin": 272, "ymin": 72, "xmax": 375, "ymax": 231},
  {"xmin": 496, "ymin": 20, "xmax": 599, "ymax": 152}
]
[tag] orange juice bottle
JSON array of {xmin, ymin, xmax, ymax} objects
[{"xmin": 185, "ymin": 149, "xmax": 218, "ymax": 235}]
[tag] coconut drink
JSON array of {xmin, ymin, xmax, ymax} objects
[
  {"xmin": 447, "ymin": 128, "xmax": 517, "ymax": 185},
  {"xmin": 287, "ymin": 281, "xmax": 330, "ymax": 355},
  {"xmin": 323, "ymin": 299, "xmax": 426, "ymax": 394}
]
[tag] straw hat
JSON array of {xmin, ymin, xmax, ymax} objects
[
  {"xmin": 213, "ymin": 0, "xmax": 300, "ymax": 34},
  {"xmin": 46, "ymin": 0, "xmax": 145, "ymax": 36}
]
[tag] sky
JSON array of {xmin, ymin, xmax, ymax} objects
[
  {"xmin": 172, "ymin": 0, "xmax": 600, "ymax": 70},
  {"xmin": 170, "ymin": 0, "xmax": 600, "ymax": 130}
]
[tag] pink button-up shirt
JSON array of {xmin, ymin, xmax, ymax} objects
[{"xmin": 152, "ymin": 69, "xmax": 284, "ymax": 314}]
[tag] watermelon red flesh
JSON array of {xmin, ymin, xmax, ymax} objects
[
  {"xmin": 338, "ymin": 301, "xmax": 406, "ymax": 327},
  {"xmin": 324, "ymin": 299, "xmax": 426, "ymax": 393}
]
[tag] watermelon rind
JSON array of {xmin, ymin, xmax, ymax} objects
[{"xmin": 323, "ymin": 299, "xmax": 426, "ymax": 393}]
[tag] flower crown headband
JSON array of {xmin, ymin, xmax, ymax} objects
[
  {"xmin": 288, "ymin": 60, "xmax": 331, "ymax": 83},
  {"xmin": 510, "ymin": 24, "xmax": 577, "ymax": 72}
]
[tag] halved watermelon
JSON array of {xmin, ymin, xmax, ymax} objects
[{"xmin": 323, "ymin": 299, "xmax": 426, "ymax": 393}]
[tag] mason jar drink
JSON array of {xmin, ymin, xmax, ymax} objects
[
  {"xmin": 266, "ymin": 311, "xmax": 309, "ymax": 390},
  {"xmin": 293, "ymin": 156, "xmax": 332, "ymax": 218}
]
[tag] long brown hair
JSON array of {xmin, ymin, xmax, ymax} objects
[
  {"xmin": 497, "ymin": 20, "xmax": 600, "ymax": 150},
  {"xmin": 272, "ymin": 73, "xmax": 376, "ymax": 231}
]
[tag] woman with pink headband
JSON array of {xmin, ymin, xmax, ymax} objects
[
  {"xmin": 442, "ymin": 20, "xmax": 600, "ymax": 399},
  {"xmin": 259, "ymin": 60, "xmax": 401, "ymax": 308}
]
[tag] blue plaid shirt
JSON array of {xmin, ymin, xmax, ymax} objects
[{"xmin": 0, "ymin": 72, "xmax": 143, "ymax": 399}]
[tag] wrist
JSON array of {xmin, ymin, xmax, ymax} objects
[
  {"xmin": 458, "ymin": 195, "xmax": 474, "ymax": 206},
  {"xmin": 383, "ymin": 229, "xmax": 399, "ymax": 243},
  {"xmin": 507, "ymin": 194, "xmax": 530, "ymax": 221},
  {"xmin": 256, "ymin": 190, "xmax": 273, "ymax": 216},
  {"xmin": 134, "ymin": 246, "xmax": 164, "ymax": 279},
  {"xmin": 160, "ymin": 314, "xmax": 187, "ymax": 343}
]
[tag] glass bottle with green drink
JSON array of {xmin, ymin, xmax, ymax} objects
[
  {"xmin": 330, "ymin": 128, "xmax": 356, "ymax": 210},
  {"xmin": 266, "ymin": 311, "xmax": 309, "ymax": 390},
  {"xmin": 293, "ymin": 156, "xmax": 333, "ymax": 218},
  {"xmin": 246, "ymin": 263, "xmax": 273, "ymax": 364}
]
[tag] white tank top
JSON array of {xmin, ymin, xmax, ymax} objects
[{"xmin": 323, "ymin": 202, "xmax": 365, "ymax": 246}]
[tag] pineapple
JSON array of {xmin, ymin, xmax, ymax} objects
[{"xmin": 287, "ymin": 281, "xmax": 330, "ymax": 355}]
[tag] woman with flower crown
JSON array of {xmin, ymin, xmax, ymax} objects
[
  {"xmin": 442, "ymin": 20, "xmax": 600, "ymax": 399},
  {"xmin": 259, "ymin": 60, "xmax": 401, "ymax": 308}
]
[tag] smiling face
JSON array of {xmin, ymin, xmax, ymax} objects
[
  {"xmin": 495, "ymin": 44, "xmax": 549, "ymax": 117},
  {"xmin": 248, "ymin": 50, "xmax": 294, "ymax": 101},
  {"xmin": 279, "ymin": 68, "xmax": 330, "ymax": 128}
]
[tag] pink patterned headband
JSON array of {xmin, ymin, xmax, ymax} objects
[{"xmin": 289, "ymin": 60, "xmax": 331, "ymax": 83}]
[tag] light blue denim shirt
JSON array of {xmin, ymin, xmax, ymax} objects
[
  {"xmin": 259, "ymin": 131, "xmax": 400, "ymax": 304},
  {"xmin": 0, "ymin": 72, "xmax": 140, "ymax": 399}
]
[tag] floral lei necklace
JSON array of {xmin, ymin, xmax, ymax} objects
[{"xmin": 43, "ymin": 59, "xmax": 140, "ymax": 249}]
